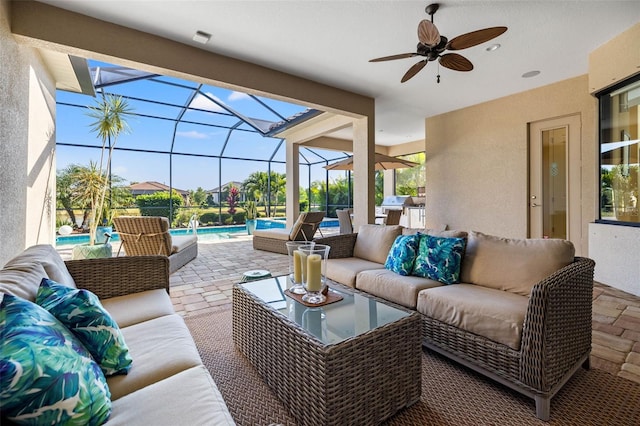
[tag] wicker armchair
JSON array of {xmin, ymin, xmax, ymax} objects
[
  {"xmin": 314, "ymin": 231, "xmax": 595, "ymax": 421},
  {"xmin": 113, "ymin": 216, "xmax": 198, "ymax": 274},
  {"xmin": 252, "ymin": 211, "xmax": 326, "ymax": 254}
]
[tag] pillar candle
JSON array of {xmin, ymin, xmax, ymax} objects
[
  {"xmin": 299, "ymin": 251, "xmax": 308, "ymax": 283},
  {"xmin": 293, "ymin": 250, "xmax": 302, "ymax": 283},
  {"xmin": 306, "ymin": 254, "xmax": 322, "ymax": 292}
]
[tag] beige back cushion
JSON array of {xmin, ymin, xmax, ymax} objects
[
  {"xmin": 403, "ymin": 228, "xmax": 468, "ymax": 239},
  {"xmin": 353, "ymin": 225, "xmax": 403, "ymax": 264},
  {"xmin": 460, "ymin": 231, "xmax": 575, "ymax": 296},
  {"xmin": 0, "ymin": 244, "xmax": 77, "ymax": 301},
  {"xmin": 0, "ymin": 262, "xmax": 48, "ymax": 302}
]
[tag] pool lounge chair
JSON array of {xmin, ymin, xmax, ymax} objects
[
  {"xmin": 113, "ymin": 216, "xmax": 198, "ymax": 274},
  {"xmin": 252, "ymin": 211, "xmax": 326, "ymax": 254}
]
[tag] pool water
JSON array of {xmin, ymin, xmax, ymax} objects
[{"xmin": 55, "ymin": 218, "xmax": 339, "ymax": 247}]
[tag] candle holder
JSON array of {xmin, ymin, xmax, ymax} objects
[
  {"xmin": 300, "ymin": 244, "xmax": 330, "ymax": 304},
  {"xmin": 285, "ymin": 241, "xmax": 314, "ymax": 294}
]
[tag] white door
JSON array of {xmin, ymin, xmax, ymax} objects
[{"xmin": 529, "ymin": 115, "xmax": 582, "ymax": 252}]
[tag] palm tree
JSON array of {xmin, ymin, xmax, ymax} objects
[
  {"xmin": 243, "ymin": 171, "xmax": 268, "ymax": 213},
  {"xmin": 81, "ymin": 94, "xmax": 134, "ymax": 245}
]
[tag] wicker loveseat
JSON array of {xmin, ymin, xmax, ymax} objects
[
  {"xmin": 315, "ymin": 225, "xmax": 595, "ymax": 421},
  {"xmin": 0, "ymin": 245, "xmax": 234, "ymax": 425}
]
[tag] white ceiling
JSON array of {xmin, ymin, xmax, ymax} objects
[{"xmin": 39, "ymin": 1, "xmax": 640, "ymax": 146}]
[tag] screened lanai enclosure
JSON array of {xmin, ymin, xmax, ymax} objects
[{"xmin": 56, "ymin": 60, "xmax": 364, "ymax": 230}]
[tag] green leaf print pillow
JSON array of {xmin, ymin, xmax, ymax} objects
[
  {"xmin": 36, "ymin": 278, "xmax": 132, "ymax": 376},
  {"xmin": 384, "ymin": 234, "xmax": 421, "ymax": 276},
  {"xmin": 412, "ymin": 234, "xmax": 467, "ymax": 285},
  {"xmin": 0, "ymin": 293, "xmax": 112, "ymax": 425}
]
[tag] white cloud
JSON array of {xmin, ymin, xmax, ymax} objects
[
  {"xmin": 190, "ymin": 92, "xmax": 226, "ymax": 112},
  {"xmin": 228, "ymin": 91, "xmax": 250, "ymax": 102},
  {"xmin": 112, "ymin": 165, "xmax": 128, "ymax": 176},
  {"xmin": 177, "ymin": 130, "xmax": 208, "ymax": 139}
]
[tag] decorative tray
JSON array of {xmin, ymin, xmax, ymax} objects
[{"xmin": 284, "ymin": 287, "xmax": 344, "ymax": 307}]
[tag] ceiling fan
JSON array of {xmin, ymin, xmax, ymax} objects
[{"xmin": 369, "ymin": 3, "xmax": 507, "ymax": 83}]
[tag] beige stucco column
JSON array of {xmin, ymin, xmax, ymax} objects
[
  {"xmin": 352, "ymin": 117, "xmax": 375, "ymax": 228},
  {"xmin": 285, "ymin": 140, "xmax": 300, "ymax": 229},
  {"xmin": 383, "ymin": 169, "xmax": 394, "ymax": 197}
]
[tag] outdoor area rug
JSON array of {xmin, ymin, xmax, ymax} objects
[{"xmin": 185, "ymin": 308, "xmax": 640, "ymax": 426}]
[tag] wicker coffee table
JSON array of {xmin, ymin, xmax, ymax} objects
[{"xmin": 232, "ymin": 276, "xmax": 421, "ymax": 426}]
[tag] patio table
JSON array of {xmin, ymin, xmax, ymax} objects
[{"xmin": 232, "ymin": 276, "xmax": 421, "ymax": 426}]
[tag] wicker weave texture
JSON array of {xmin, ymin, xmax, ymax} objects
[
  {"xmin": 312, "ymin": 233, "xmax": 357, "ymax": 259},
  {"xmin": 252, "ymin": 235, "xmax": 289, "ymax": 254},
  {"xmin": 64, "ymin": 256, "xmax": 170, "ymax": 299},
  {"xmin": 232, "ymin": 284, "xmax": 422, "ymax": 426}
]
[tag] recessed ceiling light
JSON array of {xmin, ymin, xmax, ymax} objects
[
  {"xmin": 193, "ymin": 31, "xmax": 211, "ymax": 44},
  {"xmin": 522, "ymin": 70, "xmax": 541, "ymax": 78},
  {"xmin": 486, "ymin": 44, "xmax": 501, "ymax": 52}
]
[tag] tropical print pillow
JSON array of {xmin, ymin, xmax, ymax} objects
[
  {"xmin": 384, "ymin": 234, "xmax": 421, "ymax": 276},
  {"xmin": 412, "ymin": 234, "xmax": 467, "ymax": 284},
  {"xmin": 0, "ymin": 293, "xmax": 112, "ymax": 425},
  {"xmin": 36, "ymin": 278, "xmax": 132, "ymax": 376}
]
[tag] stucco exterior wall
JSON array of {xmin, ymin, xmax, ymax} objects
[
  {"xmin": 589, "ymin": 223, "xmax": 640, "ymax": 296},
  {"xmin": 0, "ymin": 0, "xmax": 56, "ymax": 266},
  {"xmin": 587, "ymin": 22, "xmax": 640, "ymax": 297},
  {"xmin": 425, "ymin": 75, "xmax": 597, "ymax": 256}
]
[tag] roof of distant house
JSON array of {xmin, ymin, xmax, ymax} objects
[{"xmin": 129, "ymin": 181, "xmax": 189, "ymax": 195}]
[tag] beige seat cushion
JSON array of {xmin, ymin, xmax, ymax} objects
[
  {"xmin": 108, "ymin": 314, "xmax": 203, "ymax": 400},
  {"xmin": 326, "ymin": 257, "xmax": 385, "ymax": 288},
  {"xmin": 460, "ymin": 231, "xmax": 575, "ymax": 296},
  {"xmin": 356, "ymin": 269, "xmax": 443, "ymax": 309},
  {"xmin": 417, "ymin": 284, "xmax": 529, "ymax": 350},
  {"xmin": 101, "ymin": 289, "xmax": 175, "ymax": 328},
  {"xmin": 109, "ymin": 365, "xmax": 235, "ymax": 425},
  {"xmin": 353, "ymin": 224, "xmax": 403, "ymax": 264},
  {"xmin": 252, "ymin": 228, "xmax": 291, "ymax": 241},
  {"xmin": 171, "ymin": 234, "xmax": 197, "ymax": 254}
]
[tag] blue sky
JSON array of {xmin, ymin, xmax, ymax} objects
[{"xmin": 56, "ymin": 60, "xmax": 349, "ymax": 192}]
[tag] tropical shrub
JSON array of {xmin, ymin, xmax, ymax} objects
[{"xmin": 136, "ymin": 190, "xmax": 183, "ymax": 219}]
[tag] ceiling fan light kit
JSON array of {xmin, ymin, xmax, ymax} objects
[{"xmin": 370, "ymin": 3, "xmax": 507, "ymax": 83}]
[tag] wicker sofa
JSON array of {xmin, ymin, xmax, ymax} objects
[
  {"xmin": 315, "ymin": 225, "xmax": 595, "ymax": 421},
  {"xmin": 0, "ymin": 245, "xmax": 234, "ymax": 425}
]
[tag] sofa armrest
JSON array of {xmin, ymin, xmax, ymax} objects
[
  {"xmin": 313, "ymin": 233, "xmax": 358, "ymax": 258},
  {"xmin": 519, "ymin": 256, "xmax": 595, "ymax": 391},
  {"xmin": 64, "ymin": 256, "xmax": 170, "ymax": 299}
]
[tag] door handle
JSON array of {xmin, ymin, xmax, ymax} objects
[{"xmin": 531, "ymin": 203, "xmax": 541, "ymax": 207}]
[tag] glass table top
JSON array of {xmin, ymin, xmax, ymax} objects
[{"xmin": 238, "ymin": 276, "xmax": 411, "ymax": 345}]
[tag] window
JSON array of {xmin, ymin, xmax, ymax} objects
[{"xmin": 599, "ymin": 75, "xmax": 640, "ymax": 224}]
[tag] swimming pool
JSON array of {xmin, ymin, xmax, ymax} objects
[
  {"xmin": 56, "ymin": 224, "xmax": 247, "ymax": 247},
  {"xmin": 55, "ymin": 218, "xmax": 339, "ymax": 247}
]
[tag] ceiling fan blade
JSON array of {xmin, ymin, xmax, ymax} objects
[
  {"xmin": 417, "ymin": 19, "xmax": 441, "ymax": 46},
  {"xmin": 447, "ymin": 26, "xmax": 507, "ymax": 50},
  {"xmin": 369, "ymin": 53, "xmax": 417, "ymax": 62},
  {"xmin": 401, "ymin": 61, "xmax": 427, "ymax": 83},
  {"xmin": 439, "ymin": 53, "xmax": 473, "ymax": 71}
]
